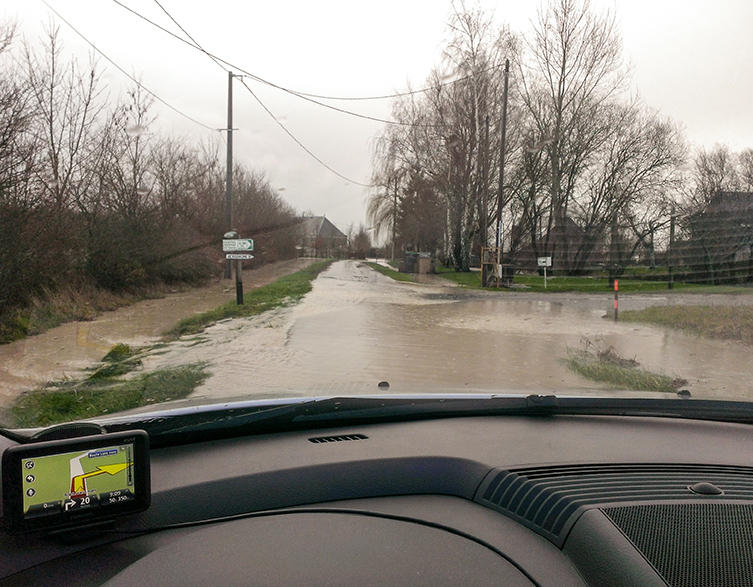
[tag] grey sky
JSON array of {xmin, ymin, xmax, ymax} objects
[{"xmin": 4, "ymin": 0, "xmax": 753, "ymax": 233}]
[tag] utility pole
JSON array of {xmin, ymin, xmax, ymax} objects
[
  {"xmin": 482, "ymin": 115, "xmax": 489, "ymax": 248},
  {"xmin": 224, "ymin": 71, "xmax": 234, "ymax": 279},
  {"xmin": 668, "ymin": 206, "xmax": 676, "ymax": 289},
  {"xmin": 392, "ymin": 176, "xmax": 397, "ymax": 261},
  {"xmin": 495, "ymin": 59, "xmax": 510, "ymax": 258}
]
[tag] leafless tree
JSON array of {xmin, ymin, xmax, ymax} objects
[{"xmin": 518, "ymin": 0, "xmax": 629, "ymax": 273}]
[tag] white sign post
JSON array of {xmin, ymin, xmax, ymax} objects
[
  {"xmin": 537, "ymin": 256, "xmax": 552, "ymax": 288},
  {"xmin": 222, "ymin": 239, "xmax": 254, "ymax": 252},
  {"xmin": 223, "ymin": 236, "xmax": 254, "ymax": 305}
]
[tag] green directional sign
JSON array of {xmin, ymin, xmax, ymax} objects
[{"xmin": 222, "ymin": 239, "xmax": 254, "ymax": 252}]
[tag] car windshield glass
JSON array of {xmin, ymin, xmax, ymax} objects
[{"xmin": 1, "ymin": 0, "xmax": 753, "ymax": 432}]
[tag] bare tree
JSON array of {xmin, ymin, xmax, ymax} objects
[{"xmin": 518, "ymin": 0, "xmax": 629, "ymax": 273}]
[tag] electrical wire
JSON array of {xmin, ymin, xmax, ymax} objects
[
  {"xmin": 238, "ymin": 78, "xmax": 375, "ymax": 188},
  {"xmin": 41, "ymin": 0, "xmax": 218, "ymax": 133},
  {"xmin": 149, "ymin": 0, "xmax": 376, "ymax": 188},
  {"xmin": 114, "ymin": 0, "xmax": 486, "ymax": 104},
  {"xmin": 110, "ymin": 0, "xmax": 469, "ymax": 129}
]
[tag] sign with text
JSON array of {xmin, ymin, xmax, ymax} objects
[
  {"xmin": 537, "ymin": 257, "xmax": 552, "ymax": 267},
  {"xmin": 223, "ymin": 239, "xmax": 254, "ymax": 252},
  {"xmin": 226, "ymin": 254, "xmax": 254, "ymax": 260}
]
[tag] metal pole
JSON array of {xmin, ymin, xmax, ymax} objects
[
  {"xmin": 495, "ymin": 59, "xmax": 510, "ymax": 257},
  {"xmin": 224, "ymin": 71, "xmax": 234, "ymax": 279},
  {"xmin": 614, "ymin": 279, "xmax": 619, "ymax": 321},
  {"xmin": 235, "ymin": 259, "xmax": 244, "ymax": 305}
]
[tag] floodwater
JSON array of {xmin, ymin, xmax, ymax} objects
[
  {"xmin": 0, "ymin": 259, "xmax": 316, "ymax": 407},
  {"xmin": 136, "ymin": 260, "xmax": 753, "ymax": 403}
]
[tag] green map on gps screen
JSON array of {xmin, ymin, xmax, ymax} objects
[{"xmin": 21, "ymin": 443, "xmax": 134, "ymax": 515}]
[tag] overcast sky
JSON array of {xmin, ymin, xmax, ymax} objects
[{"xmin": 3, "ymin": 0, "xmax": 753, "ymax": 232}]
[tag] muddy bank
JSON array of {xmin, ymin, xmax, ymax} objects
[{"xmin": 0, "ymin": 259, "xmax": 316, "ymax": 406}]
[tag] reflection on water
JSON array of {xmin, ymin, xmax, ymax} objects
[
  {"xmin": 175, "ymin": 261, "xmax": 753, "ymax": 401},
  {"xmin": 3, "ymin": 259, "xmax": 753, "ymax": 407}
]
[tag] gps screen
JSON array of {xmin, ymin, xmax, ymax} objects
[
  {"xmin": 22, "ymin": 443, "xmax": 135, "ymax": 518},
  {"xmin": 3, "ymin": 431, "xmax": 149, "ymax": 533}
]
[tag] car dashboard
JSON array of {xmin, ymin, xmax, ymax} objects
[{"xmin": 1, "ymin": 412, "xmax": 752, "ymax": 586}]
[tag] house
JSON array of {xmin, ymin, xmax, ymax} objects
[
  {"xmin": 684, "ymin": 191, "xmax": 753, "ymax": 282},
  {"xmin": 298, "ymin": 216, "xmax": 348, "ymax": 258}
]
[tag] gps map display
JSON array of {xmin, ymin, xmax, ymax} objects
[
  {"xmin": 22, "ymin": 443, "xmax": 135, "ymax": 518},
  {"xmin": 2, "ymin": 431, "xmax": 150, "ymax": 533}
]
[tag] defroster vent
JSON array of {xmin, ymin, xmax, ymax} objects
[{"xmin": 475, "ymin": 463, "xmax": 753, "ymax": 548}]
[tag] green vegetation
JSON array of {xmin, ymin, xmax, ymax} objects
[
  {"xmin": 0, "ymin": 283, "xmax": 145, "ymax": 345},
  {"xmin": 164, "ymin": 260, "xmax": 334, "ymax": 340},
  {"xmin": 622, "ymin": 305, "xmax": 753, "ymax": 345},
  {"xmin": 563, "ymin": 345, "xmax": 687, "ymax": 394},
  {"xmin": 366, "ymin": 262, "xmax": 416, "ymax": 282},
  {"xmin": 8, "ymin": 341, "xmax": 209, "ymax": 427},
  {"xmin": 436, "ymin": 269, "xmax": 751, "ymax": 293}
]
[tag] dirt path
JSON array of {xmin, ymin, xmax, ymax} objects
[{"xmin": 0, "ymin": 259, "xmax": 317, "ymax": 407}]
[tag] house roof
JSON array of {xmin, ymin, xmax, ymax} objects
[{"xmin": 301, "ymin": 216, "xmax": 346, "ymax": 239}]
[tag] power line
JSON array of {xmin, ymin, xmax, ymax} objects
[
  {"xmin": 110, "ymin": 0, "xmax": 469, "ymax": 124},
  {"xmin": 238, "ymin": 78, "xmax": 374, "ymax": 188},
  {"xmin": 41, "ymin": 0, "xmax": 218, "ymax": 133},
  {"xmin": 147, "ymin": 0, "xmax": 374, "ymax": 187}
]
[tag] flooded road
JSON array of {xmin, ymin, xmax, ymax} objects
[
  {"xmin": 0, "ymin": 259, "xmax": 316, "ymax": 406},
  {"xmin": 139, "ymin": 260, "xmax": 753, "ymax": 402}
]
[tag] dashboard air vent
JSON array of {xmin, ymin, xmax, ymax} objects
[
  {"xmin": 308, "ymin": 434, "xmax": 368, "ymax": 444},
  {"xmin": 475, "ymin": 463, "xmax": 753, "ymax": 548}
]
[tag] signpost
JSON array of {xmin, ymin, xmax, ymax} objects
[
  {"xmin": 223, "ymin": 234, "xmax": 254, "ymax": 305},
  {"xmin": 222, "ymin": 239, "xmax": 254, "ymax": 252},
  {"xmin": 537, "ymin": 256, "xmax": 552, "ymax": 288}
]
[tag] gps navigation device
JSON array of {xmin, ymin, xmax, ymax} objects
[{"xmin": 2, "ymin": 430, "xmax": 150, "ymax": 534}]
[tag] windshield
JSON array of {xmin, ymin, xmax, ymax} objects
[{"xmin": 1, "ymin": 0, "xmax": 753, "ymax": 433}]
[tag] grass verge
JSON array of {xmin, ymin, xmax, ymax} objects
[
  {"xmin": 436, "ymin": 269, "xmax": 750, "ymax": 293},
  {"xmin": 621, "ymin": 305, "xmax": 753, "ymax": 344},
  {"xmin": 163, "ymin": 260, "xmax": 334, "ymax": 340},
  {"xmin": 366, "ymin": 262, "xmax": 416, "ymax": 282},
  {"xmin": 0, "ymin": 281, "xmax": 197, "ymax": 345},
  {"xmin": 562, "ymin": 345, "xmax": 686, "ymax": 393},
  {"xmin": 8, "ymin": 342, "xmax": 209, "ymax": 427}
]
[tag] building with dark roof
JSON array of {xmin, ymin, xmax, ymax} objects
[{"xmin": 298, "ymin": 216, "xmax": 348, "ymax": 258}]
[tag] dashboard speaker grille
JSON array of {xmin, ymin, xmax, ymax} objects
[
  {"xmin": 475, "ymin": 463, "xmax": 753, "ymax": 548},
  {"xmin": 603, "ymin": 503, "xmax": 753, "ymax": 587}
]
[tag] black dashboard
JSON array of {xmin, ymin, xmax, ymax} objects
[{"xmin": 1, "ymin": 412, "xmax": 753, "ymax": 586}]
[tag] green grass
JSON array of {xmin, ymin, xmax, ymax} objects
[
  {"xmin": 7, "ymin": 340, "xmax": 210, "ymax": 427},
  {"xmin": 366, "ymin": 262, "xmax": 416, "ymax": 282},
  {"xmin": 163, "ymin": 260, "xmax": 334, "ymax": 340},
  {"xmin": 563, "ymin": 348, "xmax": 686, "ymax": 393},
  {"xmin": 436, "ymin": 269, "xmax": 751, "ymax": 293},
  {"xmin": 9, "ymin": 364, "xmax": 209, "ymax": 428},
  {"xmin": 622, "ymin": 305, "xmax": 753, "ymax": 344}
]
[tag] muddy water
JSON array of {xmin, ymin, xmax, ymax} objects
[
  {"xmin": 0, "ymin": 259, "xmax": 316, "ymax": 406},
  {"xmin": 139, "ymin": 260, "xmax": 753, "ymax": 403}
]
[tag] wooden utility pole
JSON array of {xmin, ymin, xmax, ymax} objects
[
  {"xmin": 495, "ymin": 59, "xmax": 510, "ymax": 257},
  {"xmin": 391, "ymin": 178, "xmax": 398, "ymax": 261},
  {"xmin": 668, "ymin": 206, "xmax": 676, "ymax": 289},
  {"xmin": 225, "ymin": 71, "xmax": 234, "ymax": 279}
]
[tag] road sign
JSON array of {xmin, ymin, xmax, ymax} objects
[
  {"xmin": 226, "ymin": 254, "xmax": 254, "ymax": 260},
  {"xmin": 537, "ymin": 256, "xmax": 552, "ymax": 267},
  {"xmin": 223, "ymin": 239, "xmax": 254, "ymax": 252}
]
